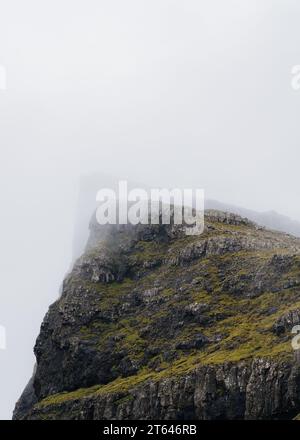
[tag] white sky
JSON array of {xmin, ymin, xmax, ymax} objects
[{"xmin": 0, "ymin": 0, "xmax": 300, "ymax": 419}]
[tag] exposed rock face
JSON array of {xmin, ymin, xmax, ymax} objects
[
  {"xmin": 20, "ymin": 358, "xmax": 300, "ymax": 420},
  {"xmin": 13, "ymin": 210, "xmax": 300, "ymax": 420},
  {"xmin": 273, "ymin": 309, "xmax": 300, "ymax": 336}
]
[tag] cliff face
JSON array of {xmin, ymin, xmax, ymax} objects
[{"xmin": 14, "ymin": 210, "xmax": 300, "ymax": 420}]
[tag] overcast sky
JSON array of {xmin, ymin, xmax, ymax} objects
[{"xmin": 0, "ymin": 0, "xmax": 300, "ymax": 419}]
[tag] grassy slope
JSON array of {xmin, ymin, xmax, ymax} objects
[{"xmin": 36, "ymin": 218, "xmax": 300, "ymax": 409}]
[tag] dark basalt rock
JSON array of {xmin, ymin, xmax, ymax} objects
[{"xmin": 273, "ymin": 309, "xmax": 300, "ymax": 336}]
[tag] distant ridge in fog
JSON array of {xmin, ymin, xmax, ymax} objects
[{"xmin": 206, "ymin": 199, "xmax": 300, "ymax": 238}]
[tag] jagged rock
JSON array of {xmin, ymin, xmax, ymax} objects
[
  {"xmin": 184, "ymin": 302, "xmax": 209, "ymax": 315},
  {"xmin": 175, "ymin": 333, "xmax": 208, "ymax": 350},
  {"xmin": 273, "ymin": 309, "xmax": 300, "ymax": 335}
]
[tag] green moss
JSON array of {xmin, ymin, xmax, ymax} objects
[
  {"xmin": 115, "ymin": 395, "xmax": 134, "ymax": 405},
  {"xmin": 37, "ymin": 384, "xmax": 102, "ymax": 408},
  {"xmin": 79, "ymin": 326, "xmax": 97, "ymax": 340}
]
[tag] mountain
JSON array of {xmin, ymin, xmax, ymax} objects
[
  {"xmin": 72, "ymin": 174, "xmax": 300, "ymax": 263},
  {"xmin": 14, "ymin": 210, "xmax": 300, "ymax": 420}
]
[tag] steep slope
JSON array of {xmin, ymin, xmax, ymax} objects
[{"xmin": 14, "ymin": 210, "xmax": 300, "ymax": 420}]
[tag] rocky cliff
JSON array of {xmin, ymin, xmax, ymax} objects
[{"xmin": 13, "ymin": 210, "xmax": 300, "ymax": 419}]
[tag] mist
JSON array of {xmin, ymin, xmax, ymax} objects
[{"xmin": 0, "ymin": 0, "xmax": 300, "ymax": 419}]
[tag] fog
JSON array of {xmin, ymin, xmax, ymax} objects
[{"xmin": 0, "ymin": 0, "xmax": 300, "ymax": 419}]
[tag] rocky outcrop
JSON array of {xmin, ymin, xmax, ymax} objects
[
  {"xmin": 13, "ymin": 210, "xmax": 300, "ymax": 420},
  {"xmin": 273, "ymin": 309, "xmax": 300, "ymax": 336},
  {"xmin": 17, "ymin": 357, "xmax": 300, "ymax": 420}
]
